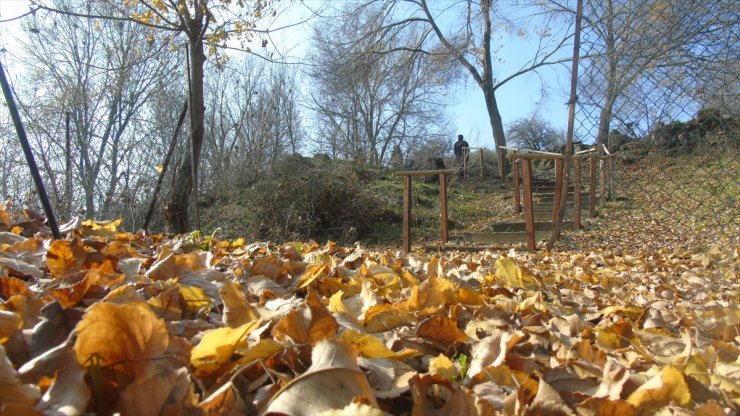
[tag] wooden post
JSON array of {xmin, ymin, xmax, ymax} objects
[
  {"xmin": 574, "ymin": 158, "xmax": 582, "ymax": 230},
  {"xmin": 403, "ymin": 175, "xmax": 412, "ymax": 253},
  {"xmin": 439, "ymin": 174, "xmax": 448, "ymax": 243},
  {"xmin": 601, "ymin": 157, "xmax": 607, "ymax": 207},
  {"xmin": 463, "ymin": 147, "xmax": 469, "ymax": 178},
  {"xmin": 608, "ymin": 156, "xmax": 615, "ymax": 200},
  {"xmin": 589, "ymin": 155, "xmax": 597, "ymax": 218},
  {"xmin": 552, "ymin": 158, "xmax": 564, "ymax": 224},
  {"xmin": 479, "ymin": 148, "xmax": 484, "ymax": 177},
  {"xmin": 521, "ymin": 159, "xmax": 536, "ymax": 251},
  {"xmin": 513, "ymin": 160, "xmax": 521, "ymax": 215}
]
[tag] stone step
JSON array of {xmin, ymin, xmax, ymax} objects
[
  {"xmin": 531, "ymin": 185, "xmax": 584, "ymax": 192},
  {"xmin": 532, "ymin": 210, "xmax": 595, "ymax": 221},
  {"xmin": 487, "ymin": 221, "xmax": 574, "ymax": 232},
  {"xmin": 463, "ymin": 230, "xmax": 550, "ymax": 244},
  {"xmin": 533, "ymin": 201, "xmax": 592, "ymax": 211}
]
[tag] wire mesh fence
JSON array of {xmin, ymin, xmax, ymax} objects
[{"xmin": 574, "ymin": 0, "xmax": 739, "ymax": 253}]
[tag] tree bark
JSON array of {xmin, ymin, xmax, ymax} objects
[
  {"xmin": 597, "ymin": 0, "xmax": 617, "ymax": 149},
  {"xmin": 480, "ymin": 0, "xmax": 509, "ymax": 179},
  {"xmin": 165, "ymin": 15, "xmax": 207, "ymax": 233},
  {"xmin": 483, "ymin": 87, "xmax": 508, "ymax": 179}
]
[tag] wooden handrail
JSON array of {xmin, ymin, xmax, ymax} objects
[
  {"xmin": 507, "ymin": 152, "xmax": 602, "ymax": 160},
  {"xmin": 395, "ymin": 170, "xmax": 453, "ymax": 252},
  {"xmin": 394, "ymin": 169, "xmax": 455, "ymax": 177}
]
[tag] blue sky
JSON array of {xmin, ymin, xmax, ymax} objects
[{"xmin": 1, "ymin": 0, "xmax": 574, "ymax": 150}]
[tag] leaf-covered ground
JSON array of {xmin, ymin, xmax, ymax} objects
[{"xmin": 0, "ymin": 202, "xmax": 737, "ymax": 416}]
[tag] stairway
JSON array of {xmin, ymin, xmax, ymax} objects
[{"xmin": 462, "ymin": 178, "xmax": 597, "ymax": 246}]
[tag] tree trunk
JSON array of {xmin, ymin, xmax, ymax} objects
[
  {"xmin": 481, "ymin": 0, "xmax": 508, "ymax": 179},
  {"xmin": 165, "ymin": 16, "xmax": 206, "ymax": 233},
  {"xmin": 597, "ymin": 0, "xmax": 617, "ymax": 149},
  {"xmin": 483, "ymin": 87, "xmax": 509, "ymax": 179}
]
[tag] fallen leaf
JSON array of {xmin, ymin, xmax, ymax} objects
[
  {"xmin": 198, "ymin": 381, "xmax": 247, "ymax": 416},
  {"xmin": 35, "ymin": 353, "xmax": 90, "ymax": 416},
  {"xmin": 495, "ymin": 256, "xmax": 539, "ymax": 289},
  {"xmin": 46, "ymin": 239, "xmax": 85, "ymax": 279},
  {"xmin": 74, "ymin": 301, "xmax": 169, "ymax": 379},
  {"xmin": 626, "ymin": 366, "xmax": 691, "ymax": 411},
  {"xmin": 261, "ymin": 340, "xmax": 377, "ymax": 415},
  {"xmin": 429, "ymin": 354, "xmax": 457, "ymax": 380},
  {"xmin": 340, "ymin": 329, "xmax": 416, "ymax": 360},
  {"xmin": 363, "ymin": 304, "xmax": 415, "ymax": 333},
  {"xmin": 0, "ymin": 310, "xmax": 21, "ymax": 343},
  {"xmin": 417, "ymin": 315, "xmax": 468, "ymax": 345},
  {"xmin": 118, "ymin": 366, "xmax": 197, "ymax": 415},
  {"xmin": 0, "ymin": 344, "xmax": 40, "ymax": 408},
  {"xmin": 190, "ymin": 320, "xmax": 262, "ymax": 376},
  {"xmin": 219, "ymin": 279, "xmax": 258, "ymax": 327}
]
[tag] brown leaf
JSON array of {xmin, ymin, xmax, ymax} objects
[
  {"xmin": 118, "ymin": 367, "xmax": 197, "ymax": 416},
  {"xmin": 363, "ymin": 304, "xmax": 415, "ymax": 333},
  {"xmin": 46, "ymin": 239, "xmax": 85, "ymax": 279},
  {"xmin": 262, "ymin": 340, "xmax": 377, "ymax": 415},
  {"xmin": 249, "ymin": 256, "xmax": 285, "ymax": 280},
  {"xmin": 417, "ymin": 316, "xmax": 468, "ymax": 345},
  {"xmin": 198, "ymin": 381, "xmax": 247, "ymax": 416},
  {"xmin": 0, "ymin": 277, "xmax": 32, "ymax": 300},
  {"xmin": 220, "ymin": 279, "xmax": 258, "ymax": 327},
  {"xmin": 74, "ymin": 301, "xmax": 169, "ymax": 379},
  {"xmin": 526, "ymin": 379, "xmax": 575, "ymax": 415},
  {"xmin": 0, "ymin": 344, "xmax": 40, "ymax": 408},
  {"xmin": 147, "ymin": 287, "xmax": 182, "ymax": 321},
  {"xmin": 409, "ymin": 374, "xmax": 494, "ymax": 416},
  {"xmin": 575, "ymin": 397, "xmax": 637, "ymax": 416}
]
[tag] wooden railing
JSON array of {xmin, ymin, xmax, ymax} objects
[
  {"xmin": 394, "ymin": 169, "xmax": 454, "ymax": 253},
  {"xmin": 508, "ymin": 148, "xmax": 614, "ymax": 250}
]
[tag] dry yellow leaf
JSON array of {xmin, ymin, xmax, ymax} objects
[
  {"xmin": 297, "ymin": 263, "xmax": 328, "ymax": 289},
  {"xmin": 178, "ymin": 284, "xmax": 211, "ymax": 314},
  {"xmin": 469, "ymin": 364, "xmax": 529, "ymax": 388},
  {"xmin": 191, "ymin": 320, "xmax": 262, "ymax": 375},
  {"xmin": 340, "ymin": 329, "xmax": 416, "ymax": 359},
  {"xmin": 429, "ymin": 354, "xmax": 457, "ymax": 380},
  {"xmin": 220, "ymin": 279, "xmax": 258, "ymax": 327},
  {"xmin": 626, "ymin": 366, "xmax": 691, "ymax": 410},
  {"xmin": 146, "ymin": 288, "xmax": 182, "ymax": 321},
  {"xmin": 236, "ymin": 338, "xmax": 284, "ymax": 365},
  {"xmin": 80, "ymin": 218, "xmax": 122, "ymax": 236},
  {"xmin": 363, "ymin": 304, "xmax": 415, "ymax": 333},
  {"xmin": 495, "ymin": 256, "xmax": 539, "ymax": 289},
  {"xmin": 406, "ymin": 275, "xmax": 456, "ymax": 315}
]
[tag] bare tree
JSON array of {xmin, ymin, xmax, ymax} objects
[
  {"xmin": 349, "ymin": 0, "xmax": 575, "ymax": 177},
  {"xmin": 18, "ymin": 0, "xmax": 179, "ymax": 220},
  {"xmin": 574, "ymin": 0, "xmax": 738, "ymax": 144},
  {"xmin": 31, "ymin": 0, "xmax": 278, "ymax": 232},
  {"xmin": 307, "ymin": 3, "xmax": 453, "ymax": 166},
  {"xmin": 507, "ymin": 112, "xmax": 564, "ymax": 151},
  {"xmin": 202, "ymin": 57, "xmax": 303, "ymax": 194}
]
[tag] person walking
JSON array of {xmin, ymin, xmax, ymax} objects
[{"xmin": 453, "ymin": 134, "xmax": 469, "ymax": 177}]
